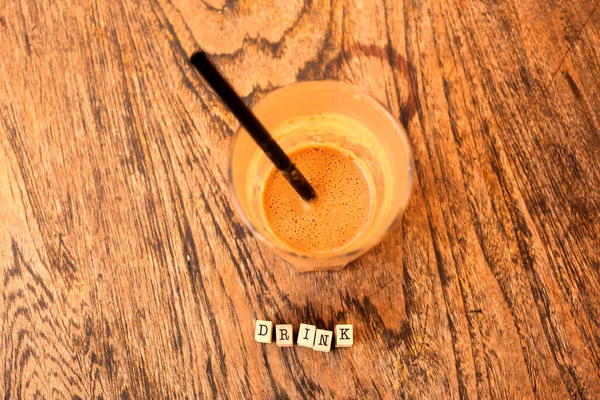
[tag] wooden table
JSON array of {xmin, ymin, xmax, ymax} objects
[{"xmin": 1, "ymin": 0, "xmax": 599, "ymax": 398}]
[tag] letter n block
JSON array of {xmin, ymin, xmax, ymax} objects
[{"xmin": 313, "ymin": 329, "xmax": 333, "ymax": 352}]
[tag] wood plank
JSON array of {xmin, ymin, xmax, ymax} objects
[{"xmin": 1, "ymin": 0, "xmax": 599, "ymax": 397}]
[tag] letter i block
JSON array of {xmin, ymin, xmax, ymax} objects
[
  {"xmin": 275, "ymin": 325, "xmax": 294, "ymax": 347},
  {"xmin": 297, "ymin": 323, "xmax": 316, "ymax": 348},
  {"xmin": 255, "ymin": 320, "xmax": 273, "ymax": 343},
  {"xmin": 335, "ymin": 324, "xmax": 353, "ymax": 348},
  {"xmin": 313, "ymin": 329, "xmax": 333, "ymax": 352}
]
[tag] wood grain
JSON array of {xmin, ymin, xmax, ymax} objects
[{"xmin": 1, "ymin": 0, "xmax": 599, "ymax": 398}]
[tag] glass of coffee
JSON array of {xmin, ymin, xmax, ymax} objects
[{"xmin": 229, "ymin": 81, "xmax": 413, "ymax": 271}]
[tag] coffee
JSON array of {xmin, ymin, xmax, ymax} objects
[
  {"xmin": 261, "ymin": 144, "xmax": 375, "ymax": 254},
  {"xmin": 231, "ymin": 83, "xmax": 413, "ymax": 270}
]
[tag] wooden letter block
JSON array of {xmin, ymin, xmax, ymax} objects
[
  {"xmin": 275, "ymin": 324, "xmax": 293, "ymax": 347},
  {"xmin": 297, "ymin": 323, "xmax": 316, "ymax": 348},
  {"xmin": 313, "ymin": 329, "xmax": 333, "ymax": 352},
  {"xmin": 335, "ymin": 324, "xmax": 353, "ymax": 348},
  {"xmin": 254, "ymin": 320, "xmax": 273, "ymax": 344}
]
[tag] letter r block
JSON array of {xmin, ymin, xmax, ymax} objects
[
  {"xmin": 275, "ymin": 324, "xmax": 294, "ymax": 347},
  {"xmin": 255, "ymin": 320, "xmax": 273, "ymax": 344}
]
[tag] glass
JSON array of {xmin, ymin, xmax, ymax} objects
[{"xmin": 229, "ymin": 81, "xmax": 413, "ymax": 272}]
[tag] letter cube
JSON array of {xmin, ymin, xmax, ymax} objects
[
  {"xmin": 275, "ymin": 324, "xmax": 294, "ymax": 347},
  {"xmin": 335, "ymin": 324, "xmax": 353, "ymax": 348},
  {"xmin": 254, "ymin": 320, "xmax": 273, "ymax": 344},
  {"xmin": 313, "ymin": 329, "xmax": 333, "ymax": 352},
  {"xmin": 297, "ymin": 323, "xmax": 316, "ymax": 348}
]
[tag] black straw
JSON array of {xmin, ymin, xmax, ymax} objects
[{"xmin": 189, "ymin": 51, "xmax": 317, "ymax": 202}]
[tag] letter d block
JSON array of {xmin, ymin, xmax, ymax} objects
[
  {"xmin": 255, "ymin": 320, "xmax": 273, "ymax": 344},
  {"xmin": 335, "ymin": 324, "xmax": 353, "ymax": 348},
  {"xmin": 297, "ymin": 323, "xmax": 316, "ymax": 348},
  {"xmin": 275, "ymin": 324, "xmax": 294, "ymax": 347},
  {"xmin": 313, "ymin": 329, "xmax": 333, "ymax": 352}
]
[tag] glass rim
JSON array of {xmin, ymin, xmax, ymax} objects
[{"xmin": 227, "ymin": 79, "xmax": 414, "ymax": 261}]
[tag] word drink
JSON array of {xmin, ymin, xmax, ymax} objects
[{"xmin": 255, "ymin": 320, "xmax": 353, "ymax": 352}]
